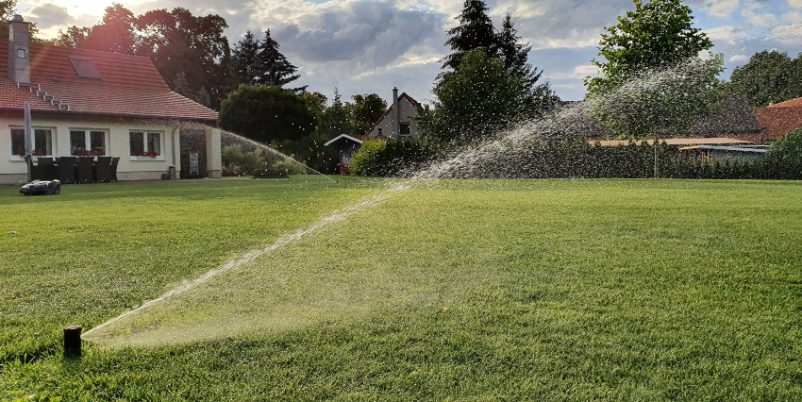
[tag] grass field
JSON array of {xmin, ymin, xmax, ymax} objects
[{"xmin": 1, "ymin": 178, "xmax": 802, "ymax": 400}]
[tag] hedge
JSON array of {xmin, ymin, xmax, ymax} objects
[{"xmin": 350, "ymin": 129, "xmax": 802, "ymax": 180}]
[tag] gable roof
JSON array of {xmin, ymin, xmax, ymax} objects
[
  {"xmin": 0, "ymin": 43, "xmax": 218, "ymax": 122},
  {"xmin": 364, "ymin": 92, "xmax": 424, "ymax": 136},
  {"xmin": 324, "ymin": 134, "xmax": 365, "ymax": 147},
  {"xmin": 755, "ymin": 96, "xmax": 802, "ymax": 140}
]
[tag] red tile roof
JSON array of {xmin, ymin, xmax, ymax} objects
[
  {"xmin": 755, "ymin": 97, "xmax": 802, "ymax": 140},
  {"xmin": 766, "ymin": 97, "xmax": 802, "ymax": 109},
  {"xmin": 0, "ymin": 43, "xmax": 218, "ymax": 122}
]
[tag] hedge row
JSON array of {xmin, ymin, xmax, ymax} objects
[{"xmin": 350, "ymin": 130, "xmax": 802, "ymax": 180}]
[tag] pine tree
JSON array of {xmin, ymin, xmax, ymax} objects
[
  {"xmin": 496, "ymin": 14, "xmax": 559, "ymax": 115},
  {"xmin": 442, "ymin": 0, "xmax": 497, "ymax": 71},
  {"xmin": 231, "ymin": 31, "xmax": 260, "ymax": 85},
  {"xmin": 256, "ymin": 29, "xmax": 303, "ymax": 89},
  {"xmin": 497, "ymin": 15, "xmax": 536, "ymax": 83}
]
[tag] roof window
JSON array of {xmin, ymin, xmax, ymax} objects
[{"xmin": 69, "ymin": 56, "xmax": 102, "ymax": 80}]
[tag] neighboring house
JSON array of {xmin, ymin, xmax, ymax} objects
[
  {"xmin": 0, "ymin": 16, "xmax": 221, "ymax": 185},
  {"xmin": 754, "ymin": 97, "xmax": 802, "ymax": 140},
  {"xmin": 325, "ymin": 87, "xmax": 425, "ymax": 171}
]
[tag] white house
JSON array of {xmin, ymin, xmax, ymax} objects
[
  {"xmin": 0, "ymin": 16, "xmax": 222, "ymax": 185},
  {"xmin": 325, "ymin": 87, "xmax": 425, "ymax": 171}
]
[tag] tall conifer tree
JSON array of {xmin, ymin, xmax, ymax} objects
[
  {"xmin": 442, "ymin": 0, "xmax": 497, "ymax": 71},
  {"xmin": 231, "ymin": 30, "xmax": 260, "ymax": 85},
  {"xmin": 256, "ymin": 29, "xmax": 303, "ymax": 89}
]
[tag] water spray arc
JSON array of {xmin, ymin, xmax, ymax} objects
[{"xmin": 84, "ymin": 58, "xmax": 718, "ymax": 346}]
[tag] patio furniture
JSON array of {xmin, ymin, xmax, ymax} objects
[
  {"xmin": 26, "ymin": 157, "xmax": 56, "ymax": 181},
  {"xmin": 56, "ymin": 157, "xmax": 77, "ymax": 183},
  {"xmin": 110, "ymin": 157, "xmax": 120, "ymax": 181},
  {"xmin": 77, "ymin": 157, "xmax": 94, "ymax": 183},
  {"xmin": 95, "ymin": 157, "xmax": 113, "ymax": 183}
]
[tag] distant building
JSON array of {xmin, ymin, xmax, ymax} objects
[
  {"xmin": 754, "ymin": 97, "xmax": 802, "ymax": 140},
  {"xmin": 0, "ymin": 16, "xmax": 221, "ymax": 184},
  {"xmin": 325, "ymin": 87, "xmax": 425, "ymax": 173}
]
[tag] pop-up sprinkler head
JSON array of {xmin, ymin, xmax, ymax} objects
[{"xmin": 63, "ymin": 325, "xmax": 82, "ymax": 358}]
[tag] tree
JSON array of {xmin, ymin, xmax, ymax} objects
[
  {"xmin": 254, "ymin": 29, "xmax": 303, "ymax": 89},
  {"xmin": 585, "ymin": 0, "xmax": 713, "ymax": 97},
  {"xmin": 350, "ymin": 94, "xmax": 387, "ymax": 136},
  {"xmin": 135, "ymin": 8, "xmax": 231, "ymax": 107},
  {"xmin": 317, "ymin": 89, "xmax": 353, "ymax": 138},
  {"xmin": 55, "ymin": 26, "xmax": 91, "ymax": 48},
  {"xmin": 442, "ymin": 0, "xmax": 497, "ymax": 71},
  {"xmin": 422, "ymin": 49, "xmax": 540, "ymax": 144},
  {"xmin": 220, "ymin": 85, "xmax": 316, "ymax": 143},
  {"xmin": 727, "ymin": 51, "xmax": 802, "ymax": 107},
  {"xmin": 497, "ymin": 15, "xmax": 532, "ymax": 80},
  {"xmin": 55, "ymin": 6, "xmax": 231, "ymax": 108},
  {"xmin": 230, "ymin": 31, "xmax": 260, "ymax": 85},
  {"xmin": 495, "ymin": 14, "xmax": 559, "ymax": 118}
]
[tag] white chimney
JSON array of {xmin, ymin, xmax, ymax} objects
[
  {"xmin": 8, "ymin": 14, "xmax": 31, "ymax": 84},
  {"xmin": 392, "ymin": 87, "xmax": 400, "ymax": 137}
]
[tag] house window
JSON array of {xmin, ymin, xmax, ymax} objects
[
  {"xmin": 70, "ymin": 129, "xmax": 107, "ymax": 156},
  {"xmin": 10, "ymin": 129, "xmax": 24, "ymax": 157},
  {"xmin": 129, "ymin": 131, "xmax": 162, "ymax": 157},
  {"xmin": 378, "ymin": 128, "xmax": 383, "ymax": 136},
  {"xmin": 400, "ymin": 122, "xmax": 411, "ymax": 136},
  {"xmin": 10, "ymin": 127, "xmax": 54, "ymax": 157}
]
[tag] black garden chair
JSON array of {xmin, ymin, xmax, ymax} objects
[
  {"xmin": 36, "ymin": 157, "xmax": 56, "ymax": 180},
  {"xmin": 77, "ymin": 157, "xmax": 94, "ymax": 183},
  {"xmin": 110, "ymin": 157, "xmax": 120, "ymax": 181},
  {"xmin": 95, "ymin": 156, "xmax": 113, "ymax": 183},
  {"xmin": 56, "ymin": 157, "xmax": 77, "ymax": 183}
]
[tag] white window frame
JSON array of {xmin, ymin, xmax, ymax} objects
[
  {"xmin": 9, "ymin": 126, "xmax": 57, "ymax": 162},
  {"xmin": 129, "ymin": 130, "xmax": 165, "ymax": 161},
  {"xmin": 69, "ymin": 128, "xmax": 109, "ymax": 156}
]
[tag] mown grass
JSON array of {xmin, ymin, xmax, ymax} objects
[{"xmin": 2, "ymin": 178, "xmax": 802, "ymax": 401}]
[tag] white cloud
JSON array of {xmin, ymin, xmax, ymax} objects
[
  {"xmin": 703, "ymin": 0, "xmax": 740, "ymax": 17},
  {"xmin": 728, "ymin": 54, "xmax": 749, "ymax": 63},
  {"xmin": 770, "ymin": 23, "xmax": 802, "ymax": 45},
  {"xmin": 790, "ymin": 0, "xmax": 802, "ymax": 9},
  {"xmin": 785, "ymin": 11, "xmax": 802, "ymax": 23}
]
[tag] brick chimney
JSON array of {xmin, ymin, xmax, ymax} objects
[{"xmin": 8, "ymin": 14, "xmax": 31, "ymax": 84}]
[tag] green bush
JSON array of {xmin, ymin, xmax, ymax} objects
[
  {"xmin": 765, "ymin": 129, "xmax": 802, "ymax": 180},
  {"xmin": 347, "ymin": 134, "xmax": 802, "ymax": 180},
  {"xmin": 350, "ymin": 140, "xmax": 439, "ymax": 177},
  {"xmin": 222, "ymin": 145, "xmax": 268, "ymax": 177}
]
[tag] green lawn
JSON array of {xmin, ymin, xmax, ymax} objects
[{"xmin": 1, "ymin": 178, "xmax": 802, "ymax": 400}]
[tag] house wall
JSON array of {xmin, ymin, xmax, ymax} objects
[
  {"xmin": 367, "ymin": 97, "xmax": 421, "ymax": 140},
  {"xmin": 0, "ymin": 114, "xmax": 221, "ymax": 184}
]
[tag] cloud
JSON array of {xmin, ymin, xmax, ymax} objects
[
  {"xmin": 769, "ymin": 23, "xmax": 802, "ymax": 45},
  {"xmin": 728, "ymin": 54, "xmax": 749, "ymax": 63},
  {"xmin": 700, "ymin": 0, "xmax": 740, "ymax": 17},
  {"xmin": 14, "ymin": 0, "xmax": 802, "ymax": 102},
  {"xmin": 26, "ymin": 3, "xmax": 74, "ymax": 29},
  {"xmin": 270, "ymin": 1, "xmax": 442, "ymax": 68}
]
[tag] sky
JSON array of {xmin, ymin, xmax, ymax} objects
[{"xmin": 15, "ymin": 0, "xmax": 802, "ymax": 105}]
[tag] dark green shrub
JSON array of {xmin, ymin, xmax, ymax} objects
[
  {"xmin": 350, "ymin": 140, "xmax": 439, "ymax": 177},
  {"xmin": 765, "ymin": 129, "xmax": 802, "ymax": 180}
]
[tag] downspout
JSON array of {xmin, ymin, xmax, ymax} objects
[
  {"xmin": 171, "ymin": 125, "xmax": 179, "ymax": 179},
  {"xmin": 393, "ymin": 87, "xmax": 400, "ymax": 138}
]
